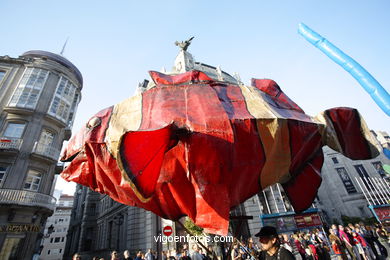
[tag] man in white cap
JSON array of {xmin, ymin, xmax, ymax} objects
[{"xmin": 255, "ymin": 226, "xmax": 295, "ymax": 260}]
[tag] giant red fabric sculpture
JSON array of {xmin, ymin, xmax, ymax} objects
[{"xmin": 61, "ymin": 69, "xmax": 379, "ymax": 235}]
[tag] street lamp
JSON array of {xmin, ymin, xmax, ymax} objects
[{"xmin": 114, "ymin": 214, "xmax": 124, "ymax": 250}]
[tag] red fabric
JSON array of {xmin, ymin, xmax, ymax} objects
[
  {"xmin": 283, "ymin": 152, "xmax": 323, "ymax": 212},
  {"xmin": 326, "ymin": 107, "xmax": 371, "ymax": 159},
  {"xmin": 353, "ymin": 234, "xmax": 367, "ymax": 247},
  {"xmin": 251, "ymin": 79, "xmax": 304, "ymax": 113},
  {"xmin": 332, "ymin": 243, "xmax": 342, "ymax": 255},
  {"xmin": 60, "ymin": 71, "xmax": 377, "ymax": 235},
  {"xmin": 120, "ymin": 125, "xmax": 178, "ymax": 198},
  {"xmin": 282, "ymin": 120, "xmax": 323, "ymax": 212},
  {"xmin": 150, "ymin": 70, "xmax": 213, "ymax": 85},
  {"xmin": 309, "ymin": 244, "xmax": 319, "ymax": 260}
]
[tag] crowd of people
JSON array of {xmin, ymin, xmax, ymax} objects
[{"xmin": 71, "ymin": 223, "xmax": 390, "ymax": 260}]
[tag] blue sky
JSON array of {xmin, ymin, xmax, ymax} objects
[{"xmin": 1, "ymin": 1, "xmax": 389, "ymax": 194}]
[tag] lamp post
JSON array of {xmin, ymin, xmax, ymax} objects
[{"xmin": 113, "ymin": 214, "xmax": 124, "ymax": 250}]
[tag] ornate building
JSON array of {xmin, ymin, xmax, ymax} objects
[
  {"xmin": 0, "ymin": 51, "xmax": 82, "ymax": 259},
  {"xmin": 64, "ymin": 184, "xmax": 160, "ymax": 260}
]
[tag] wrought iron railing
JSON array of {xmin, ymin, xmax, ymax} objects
[
  {"xmin": 0, "ymin": 189, "xmax": 57, "ymax": 211},
  {"xmin": 0, "ymin": 138, "xmax": 23, "ymax": 150},
  {"xmin": 32, "ymin": 142, "xmax": 61, "ymax": 161}
]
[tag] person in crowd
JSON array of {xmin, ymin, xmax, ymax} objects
[
  {"xmin": 246, "ymin": 237, "xmax": 259, "ymax": 259},
  {"xmin": 328, "ymin": 228, "xmax": 347, "ymax": 260},
  {"xmin": 145, "ymin": 249, "xmax": 155, "ymax": 260},
  {"xmin": 192, "ymin": 244, "xmax": 203, "ymax": 260},
  {"xmin": 135, "ymin": 251, "xmax": 144, "ymax": 260},
  {"xmin": 376, "ymin": 224, "xmax": 390, "ymax": 258},
  {"xmin": 206, "ymin": 245, "xmax": 215, "ymax": 260},
  {"xmin": 354, "ymin": 226, "xmax": 376, "ymax": 259},
  {"xmin": 124, "ymin": 250, "xmax": 133, "ymax": 260},
  {"xmin": 167, "ymin": 250, "xmax": 176, "ymax": 260},
  {"xmin": 111, "ymin": 251, "xmax": 120, "ymax": 260},
  {"xmin": 345, "ymin": 227, "xmax": 361, "ymax": 260},
  {"xmin": 331, "ymin": 224, "xmax": 339, "ymax": 237},
  {"xmin": 307, "ymin": 243, "xmax": 318, "ymax": 260},
  {"xmin": 72, "ymin": 253, "xmax": 82, "ymax": 260},
  {"xmin": 161, "ymin": 251, "xmax": 167, "ymax": 260},
  {"xmin": 331, "ymin": 239, "xmax": 343, "ymax": 260},
  {"xmin": 199, "ymin": 248, "xmax": 208, "ymax": 260},
  {"xmin": 292, "ymin": 234, "xmax": 306, "ymax": 260},
  {"xmin": 281, "ymin": 234, "xmax": 293, "ymax": 252},
  {"xmin": 231, "ymin": 243, "xmax": 242, "ymax": 260},
  {"xmin": 179, "ymin": 249, "xmax": 191, "ymax": 260},
  {"xmin": 352, "ymin": 231, "xmax": 367, "ymax": 260},
  {"xmin": 359, "ymin": 225, "xmax": 379, "ymax": 259},
  {"xmin": 339, "ymin": 225, "xmax": 357, "ymax": 260},
  {"xmin": 255, "ymin": 226, "xmax": 295, "ymax": 259}
]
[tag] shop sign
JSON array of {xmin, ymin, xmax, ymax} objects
[
  {"xmin": 294, "ymin": 213, "xmax": 322, "ymax": 229},
  {"xmin": 0, "ymin": 224, "xmax": 41, "ymax": 233},
  {"xmin": 373, "ymin": 206, "xmax": 390, "ymax": 221}
]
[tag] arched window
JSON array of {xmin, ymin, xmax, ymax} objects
[{"xmin": 8, "ymin": 68, "xmax": 49, "ymax": 109}]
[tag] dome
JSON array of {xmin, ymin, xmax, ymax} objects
[{"xmin": 21, "ymin": 50, "xmax": 83, "ymax": 87}]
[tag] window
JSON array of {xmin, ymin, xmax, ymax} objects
[
  {"xmin": 48, "ymin": 250, "xmax": 51, "ymax": 255},
  {"xmin": 48, "ymin": 76, "xmax": 78, "ymax": 124},
  {"xmin": 336, "ymin": 167, "xmax": 357, "ymax": 193},
  {"xmin": 61, "ymin": 237, "xmax": 64, "ymax": 242},
  {"xmin": 8, "ymin": 68, "xmax": 49, "ymax": 109},
  {"xmin": 23, "ymin": 169, "xmax": 42, "ymax": 191},
  {"xmin": 3, "ymin": 123, "xmax": 26, "ymax": 138},
  {"xmin": 331, "ymin": 157, "xmax": 339, "ymax": 164},
  {"xmin": 50, "ymin": 238, "xmax": 53, "ymax": 243},
  {"xmin": 59, "ymin": 249, "xmax": 62, "ymax": 253},
  {"xmin": 0, "ymin": 166, "xmax": 8, "ymax": 186},
  {"xmin": 38, "ymin": 129, "xmax": 55, "ymax": 146},
  {"xmin": 354, "ymin": 164, "xmax": 372, "ymax": 191},
  {"xmin": 0, "ymin": 71, "xmax": 5, "ymax": 83},
  {"xmin": 54, "ymin": 237, "xmax": 61, "ymax": 243},
  {"xmin": 372, "ymin": 161, "xmax": 386, "ymax": 177}
]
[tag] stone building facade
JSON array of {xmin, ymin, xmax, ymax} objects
[
  {"xmin": 64, "ymin": 184, "xmax": 159, "ymax": 260},
  {"xmin": 315, "ymin": 131, "xmax": 390, "ymax": 223},
  {"xmin": 0, "ymin": 51, "xmax": 82, "ymax": 259}
]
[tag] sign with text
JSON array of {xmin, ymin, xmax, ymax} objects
[
  {"xmin": 0, "ymin": 224, "xmax": 41, "ymax": 233},
  {"xmin": 373, "ymin": 206, "xmax": 390, "ymax": 221},
  {"xmin": 294, "ymin": 213, "xmax": 322, "ymax": 229}
]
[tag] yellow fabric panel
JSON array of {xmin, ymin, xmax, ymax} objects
[
  {"xmin": 257, "ymin": 118, "xmax": 292, "ymax": 189},
  {"xmin": 105, "ymin": 94, "xmax": 143, "ymax": 159},
  {"xmin": 239, "ymin": 85, "xmax": 277, "ymax": 119}
]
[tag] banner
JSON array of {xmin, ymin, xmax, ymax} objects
[
  {"xmin": 294, "ymin": 213, "xmax": 322, "ymax": 229},
  {"xmin": 372, "ymin": 206, "xmax": 390, "ymax": 221}
]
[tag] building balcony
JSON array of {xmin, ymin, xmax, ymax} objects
[
  {"xmin": 0, "ymin": 189, "xmax": 57, "ymax": 211},
  {"xmin": 32, "ymin": 142, "xmax": 61, "ymax": 161},
  {"xmin": 0, "ymin": 138, "xmax": 23, "ymax": 150}
]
